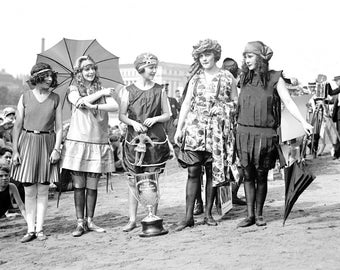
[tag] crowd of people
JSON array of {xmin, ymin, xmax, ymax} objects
[{"xmin": 10, "ymin": 37, "xmax": 340, "ymax": 244}]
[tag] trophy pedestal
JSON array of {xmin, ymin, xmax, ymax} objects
[{"xmin": 139, "ymin": 215, "xmax": 168, "ymax": 237}]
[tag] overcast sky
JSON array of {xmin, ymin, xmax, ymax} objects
[{"xmin": 1, "ymin": 0, "xmax": 339, "ymax": 84}]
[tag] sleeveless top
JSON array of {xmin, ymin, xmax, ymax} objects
[
  {"xmin": 23, "ymin": 91, "xmax": 59, "ymax": 131},
  {"xmin": 236, "ymin": 70, "xmax": 286, "ymax": 169},
  {"xmin": 183, "ymin": 69, "xmax": 236, "ymax": 186},
  {"xmin": 123, "ymin": 83, "xmax": 170, "ymax": 171},
  {"xmin": 0, "ymin": 185, "xmax": 11, "ymax": 217},
  {"xmin": 237, "ymin": 70, "xmax": 282, "ymax": 129}
]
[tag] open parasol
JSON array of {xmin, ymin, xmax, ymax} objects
[{"xmin": 36, "ymin": 38, "xmax": 124, "ymax": 121}]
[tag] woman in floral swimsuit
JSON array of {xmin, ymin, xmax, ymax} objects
[{"xmin": 174, "ymin": 39, "xmax": 238, "ymax": 231}]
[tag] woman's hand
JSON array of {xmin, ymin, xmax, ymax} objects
[
  {"xmin": 174, "ymin": 129, "xmax": 183, "ymax": 146},
  {"xmin": 302, "ymin": 121, "xmax": 313, "ymax": 136},
  {"xmin": 50, "ymin": 149, "xmax": 61, "ymax": 164},
  {"xmin": 12, "ymin": 151, "xmax": 21, "ymax": 166},
  {"xmin": 132, "ymin": 121, "xmax": 147, "ymax": 133},
  {"xmin": 209, "ymin": 105, "xmax": 222, "ymax": 116},
  {"xmin": 0, "ymin": 118, "xmax": 14, "ymax": 130},
  {"xmin": 77, "ymin": 100, "xmax": 96, "ymax": 110},
  {"xmin": 143, "ymin": 117, "xmax": 157, "ymax": 128},
  {"xmin": 101, "ymin": 88, "xmax": 115, "ymax": 96}
]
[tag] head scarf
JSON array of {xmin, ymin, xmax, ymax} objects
[
  {"xmin": 192, "ymin": 39, "xmax": 221, "ymax": 62},
  {"xmin": 134, "ymin": 53, "xmax": 159, "ymax": 72},
  {"xmin": 243, "ymin": 41, "xmax": 273, "ymax": 61}
]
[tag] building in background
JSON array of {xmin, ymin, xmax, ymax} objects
[{"xmin": 120, "ymin": 62, "xmax": 190, "ymax": 97}]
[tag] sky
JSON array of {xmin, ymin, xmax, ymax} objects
[{"xmin": 1, "ymin": 0, "xmax": 339, "ymax": 85}]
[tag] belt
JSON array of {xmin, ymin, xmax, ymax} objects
[{"xmin": 23, "ymin": 129, "xmax": 54, "ymax": 134}]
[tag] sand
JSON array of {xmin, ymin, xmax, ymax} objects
[{"xmin": 1, "ymin": 155, "xmax": 340, "ymax": 270}]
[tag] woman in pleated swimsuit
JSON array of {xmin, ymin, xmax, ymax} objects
[
  {"xmin": 236, "ymin": 41, "xmax": 313, "ymax": 227},
  {"xmin": 11, "ymin": 62, "xmax": 62, "ymax": 242}
]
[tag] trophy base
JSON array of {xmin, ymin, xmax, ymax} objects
[{"xmin": 139, "ymin": 218, "xmax": 168, "ymax": 238}]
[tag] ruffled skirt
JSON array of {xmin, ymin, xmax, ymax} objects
[{"xmin": 60, "ymin": 139, "xmax": 115, "ymax": 174}]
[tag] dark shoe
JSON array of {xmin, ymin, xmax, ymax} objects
[
  {"xmin": 174, "ymin": 219, "xmax": 194, "ymax": 232},
  {"xmin": 255, "ymin": 216, "xmax": 267, "ymax": 226},
  {"xmin": 72, "ymin": 222, "xmax": 85, "ymax": 237},
  {"xmin": 232, "ymin": 196, "xmax": 247, "ymax": 206},
  {"xmin": 332, "ymin": 156, "xmax": 338, "ymax": 160},
  {"xmin": 204, "ymin": 217, "xmax": 218, "ymax": 226},
  {"xmin": 21, "ymin": 232, "xmax": 36, "ymax": 243},
  {"xmin": 237, "ymin": 216, "xmax": 255, "ymax": 227},
  {"xmin": 193, "ymin": 202, "xmax": 204, "ymax": 215},
  {"xmin": 122, "ymin": 221, "xmax": 137, "ymax": 232}
]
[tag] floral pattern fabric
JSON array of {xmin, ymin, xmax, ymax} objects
[{"xmin": 184, "ymin": 69, "xmax": 236, "ymax": 186}]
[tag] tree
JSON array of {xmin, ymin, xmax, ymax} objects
[{"xmin": 0, "ymin": 86, "xmax": 10, "ymax": 105}]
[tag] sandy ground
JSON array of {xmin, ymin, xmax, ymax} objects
[{"xmin": 1, "ymin": 153, "xmax": 340, "ymax": 270}]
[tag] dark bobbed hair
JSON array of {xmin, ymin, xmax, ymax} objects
[
  {"xmin": 0, "ymin": 164, "xmax": 10, "ymax": 173},
  {"xmin": 0, "ymin": 146, "xmax": 13, "ymax": 156},
  {"xmin": 137, "ymin": 67, "xmax": 145, "ymax": 74},
  {"xmin": 222, "ymin": 57, "xmax": 239, "ymax": 78},
  {"xmin": 241, "ymin": 54, "xmax": 269, "ymax": 88},
  {"xmin": 29, "ymin": 62, "xmax": 58, "ymax": 88}
]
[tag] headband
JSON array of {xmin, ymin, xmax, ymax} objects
[
  {"xmin": 31, "ymin": 68, "xmax": 52, "ymax": 77},
  {"xmin": 134, "ymin": 53, "xmax": 159, "ymax": 72}
]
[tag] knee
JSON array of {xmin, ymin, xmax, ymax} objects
[
  {"xmin": 72, "ymin": 174, "xmax": 86, "ymax": 189},
  {"xmin": 24, "ymin": 184, "xmax": 38, "ymax": 198},
  {"xmin": 257, "ymin": 169, "xmax": 268, "ymax": 184},
  {"xmin": 187, "ymin": 166, "xmax": 203, "ymax": 181},
  {"xmin": 86, "ymin": 177, "xmax": 99, "ymax": 190},
  {"xmin": 37, "ymin": 183, "xmax": 49, "ymax": 195},
  {"xmin": 243, "ymin": 166, "xmax": 255, "ymax": 183}
]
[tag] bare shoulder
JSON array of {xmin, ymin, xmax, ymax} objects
[{"xmin": 8, "ymin": 183, "xmax": 18, "ymax": 192}]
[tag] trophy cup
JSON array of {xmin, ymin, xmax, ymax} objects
[{"xmin": 130, "ymin": 170, "xmax": 168, "ymax": 237}]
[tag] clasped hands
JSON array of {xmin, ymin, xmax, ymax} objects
[
  {"xmin": 132, "ymin": 117, "xmax": 158, "ymax": 133},
  {"xmin": 76, "ymin": 88, "xmax": 115, "ymax": 109}
]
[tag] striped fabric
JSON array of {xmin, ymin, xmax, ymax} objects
[{"xmin": 11, "ymin": 130, "xmax": 59, "ymax": 183}]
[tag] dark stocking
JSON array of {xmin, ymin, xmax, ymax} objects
[
  {"xmin": 204, "ymin": 163, "xmax": 216, "ymax": 218},
  {"xmin": 255, "ymin": 169, "xmax": 268, "ymax": 217},
  {"xmin": 184, "ymin": 165, "xmax": 201, "ymax": 223},
  {"xmin": 74, "ymin": 188, "xmax": 85, "ymax": 219},
  {"xmin": 243, "ymin": 166, "xmax": 256, "ymax": 218},
  {"xmin": 195, "ymin": 167, "xmax": 204, "ymax": 205},
  {"xmin": 86, "ymin": 189, "xmax": 98, "ymax": 218}
]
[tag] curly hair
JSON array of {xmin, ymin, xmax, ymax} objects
[
  {"xmin": 73, "ymin": 55, "xmax": 101, "ymax": 96},
  {"xmin": 241, "ymin": 54, "xmax": 270, "ymax": 88},
  {"xmin": 29, "ymin": 62, "xmax": 58, "ymax": 88},
  {"xmin": 192, "ymin": 39, "xmax": 221, "ymax": 63}
]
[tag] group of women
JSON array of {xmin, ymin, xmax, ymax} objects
[{"xmin": 8, "ymin": 38, "xmax": 313, "ymax": 243}]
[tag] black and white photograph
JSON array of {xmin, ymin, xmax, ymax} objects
[{"xmin": 0, "ymin": 0, "xmax": 339, "ymax": 269}]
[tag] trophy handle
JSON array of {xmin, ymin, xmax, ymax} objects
[{"xmin": 155, "ymin": 167, "xmax": 165, "ymax": 177}]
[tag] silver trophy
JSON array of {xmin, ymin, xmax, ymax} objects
[{"xmin": 127, "ymin": 170, "xmax": 168, "ymax": 237}]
